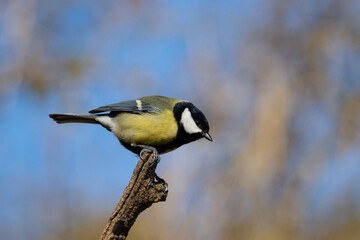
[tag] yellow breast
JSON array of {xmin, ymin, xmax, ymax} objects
[{"xmin": 112, "ymin": 110, "xmax": 178, "ymax": 146}]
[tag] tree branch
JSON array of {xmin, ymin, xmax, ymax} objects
[{"xmin": 99, "ymin": 153, "xmax": 168, "ymax": 240}]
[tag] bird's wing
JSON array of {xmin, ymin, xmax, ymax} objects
[{"xmin": 89, "ymin": 100, "xmax": 161, "ymax": 114}]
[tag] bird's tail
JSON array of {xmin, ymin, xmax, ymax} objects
[{"xmin": 49, "ymin": 113, "xmax": 98, "ymax": 124}]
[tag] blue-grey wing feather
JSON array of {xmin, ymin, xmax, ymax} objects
[{"xmin": 89, "ymin": 100, "xmax": 160, "ymax": 114}]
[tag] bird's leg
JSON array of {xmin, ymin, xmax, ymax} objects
[
  {"xmin": 154, "ymin": 173, "xmax": 168, "ymax": 189},
  {"xmin": 135, "ymin": 145, "xmax": 167, "ymax": 188},
  {"xmin": 137, "ymin": 145, "xmax": 160, "ymax": 166}
]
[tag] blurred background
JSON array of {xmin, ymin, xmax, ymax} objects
[{"xmin": 1, "ymin": 0, "xmax": 360, "ymax": 239}]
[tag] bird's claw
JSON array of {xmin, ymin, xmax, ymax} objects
[
  {"xmin": 138, "ymin": 145, "xmax": 160, "ymax": 166},
  {"xmin": 154, "ymin": 173, "xmax": 168, "ymax": 189}
]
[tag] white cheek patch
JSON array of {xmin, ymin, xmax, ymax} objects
[
  {"xmin": 136, "ymin": 99, "xmax": 142, "ymax": 111},
  {"xmin": 180, "ymin": 108, "xmax": 202, "ymax": 134},
  {"xmin": 96, "ymin": 116, "xmax": 116, "ymax": 131}
]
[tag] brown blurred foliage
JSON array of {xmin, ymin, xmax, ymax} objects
[
  {"xmin": 129, "ymin": 1, "xmax": 360, "ymax": 240},
  {"xmin": 0, "ymin": 0, "xmax": 92, "ymax": 96}
]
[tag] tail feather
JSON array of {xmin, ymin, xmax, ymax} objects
[{"xmin": 49, "ymin": 113, "xmax": 98, "ymax": 124}]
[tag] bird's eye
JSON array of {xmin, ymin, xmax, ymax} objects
[{"xmin": 195, "ymin": 120, "xmax": 201, "ymax": 125}]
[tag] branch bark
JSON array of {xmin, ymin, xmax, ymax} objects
[{"xmin": 99, "ymin": 153, "xmax": 168, "ymax": 240}]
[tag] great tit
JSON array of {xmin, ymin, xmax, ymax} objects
[{"xmin": 49, "ymin": 95, "xmax": 212, "ymax": 159}]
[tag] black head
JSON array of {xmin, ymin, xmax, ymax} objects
[{"xmin": 173, "ymin": 102, "xmax": 212, "ymax": 143}]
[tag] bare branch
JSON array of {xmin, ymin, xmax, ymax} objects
[{"xmin": 99, "ymin": 153, "xmax": 168, "ymax": 240}]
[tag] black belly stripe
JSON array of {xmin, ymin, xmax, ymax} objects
[
  {"xmin": 119, "ymin": 139, "xmax": 182, "ymax": 155},
  {"xmin": 118, "ymin": 128, "xmax": 203, "ymax": 155}
]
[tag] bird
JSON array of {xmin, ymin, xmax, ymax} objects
[{"xmin": 49, "ymin": 95, "xmax": 212, "ymax": 162}]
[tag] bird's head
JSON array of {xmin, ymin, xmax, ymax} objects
[{"xmin": 173, "ymin": 102, "xmax": 212, "ymax": 142}]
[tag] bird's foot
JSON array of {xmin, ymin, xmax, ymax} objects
[
  {"xmin": 154, "ymin": 173, "xmax": 168, "ymax": 189},
  {"xmin": 137, "ymin": 145, "xmax": 160, "ymax": 166}
]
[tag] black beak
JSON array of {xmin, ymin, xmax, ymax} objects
[{"xmin": 203, "ymin": 132, "xmax": 213, "ymax": 142}]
